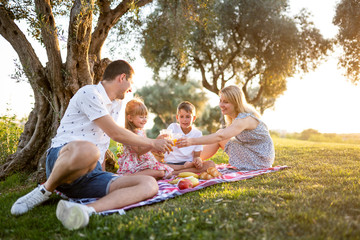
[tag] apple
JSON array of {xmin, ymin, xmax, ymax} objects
[
  {"xmin": 186, "ymin": 176, "xmax": 199, "ymax": 187},
  {"xmin": 178, "ymin": 179, "xmax": 193, "ymax": 190}
]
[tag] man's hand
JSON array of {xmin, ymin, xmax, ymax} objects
[
  {"xmin": 193, "ymin": 157, "xmax": 203, "ymax": 169},
  {"xmin": 152, "ymin": 151, "xmax": 165, "ymax": 162},
  {"xmin": 152, "ymin": 139, "xmax": 173, "ymax": 153}
]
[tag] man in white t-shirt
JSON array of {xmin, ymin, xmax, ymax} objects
[
  {"xmin": 11, "ymin": 60, "xmax": 173, "ymax": 230},
  {"xmin": 162, "ymin": 101, "xmax": 215, "ymax": 174}
]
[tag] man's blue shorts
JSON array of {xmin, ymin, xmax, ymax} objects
[{"xmin": 46, "ymin": 145, "xmax": 119, "ymax": 198}]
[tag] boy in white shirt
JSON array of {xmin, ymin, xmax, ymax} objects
[{"xmin": 163, "ymin": 101, "xmax": 215, "ymax": 174}]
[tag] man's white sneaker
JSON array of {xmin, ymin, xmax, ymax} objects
[
  {"xmin": 11, "ymin": 184, "xmax": 52, "ymax": 215},
  {"xmin": 56, "ymin": 200, "xmax": 95, "ymax": 230}
]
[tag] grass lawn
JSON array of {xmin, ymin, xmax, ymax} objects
[{"xmin": 1, "ymin": 137, "xmax": 360, "ymax": 239}]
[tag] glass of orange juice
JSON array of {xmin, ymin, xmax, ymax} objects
[
  {"xmin": 159, "ymin": 129, "xmax": 173, "ymax": 139},
  {"xmin": 172, "ymin": 133, "xmax": 182, "ymax": 147},
  {"xmin": 160, "ymin": 129, "xmax": 174, "ymax": 150}
]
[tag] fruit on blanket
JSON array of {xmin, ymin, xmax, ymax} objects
[
  {"xmin": 178, "ymin": 172, "xmax": 199, "ymax": 179},
  {"xmin": 207, "ymin": 167, "xmax": 222, "ymax": 177},
  {"xmin": 199, "ymin": 172, "xmax": 214, "ymax": 180},
  {"xmin": 186, "ymin": 176, "xmax": 199, "ymax": 187},
  {"xmin": 178, "ymin": 179, "xmax": 193, "ymax": 190},
  {"xmin": 168, "ymin": 178, "xmax": 181, "ymax": 184}
]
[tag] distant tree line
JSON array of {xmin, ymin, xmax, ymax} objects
[{"xmin": 271, "ymin": 128, "xmax": 360, "ymax": 144}]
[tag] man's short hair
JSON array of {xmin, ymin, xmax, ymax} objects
[
  {"xmin": 103, "ymin": 60, "xmax": 134, "ymax": 81},
  {"xmin": 177, "ymin": 101, "xmax": 196, "ymax": 115}
]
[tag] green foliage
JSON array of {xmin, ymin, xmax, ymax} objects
[
  {"xmin": 0, "ymin": 113, "xmax": 24, "ymax": 164},
  {"xmin": 135, "ymin": 78, "xmax": 209, "ymax": 138},
  {"xmin": 196, "ymin": 104, "xmax": 222, "ymax": 134},
  {"xmin": 141, "ymin": 0, "xmax": 332, "ymax": 113},
  {"xmin": 299, "ymin": 128, "xmax": 320, "ymax": 140},
  {"xmin": 334, "ymin": 0, "xmax": 360, "ymax": 83},
  {"xmin": 2, "ymin": 138, "xmax": 360, "ymax": 239}
]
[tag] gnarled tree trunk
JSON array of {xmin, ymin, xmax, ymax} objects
[{"xmin": 0, "ymin": 0, "xmax": 153, "ymax": 180}]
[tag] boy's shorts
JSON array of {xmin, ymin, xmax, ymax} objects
[
  {"xmin": 166, "ymin": 161, "xmax": 187, "ymax": 165},
  {"xmin": 46, "ymin": 145, "xmax": 119, "ymax": 198}
]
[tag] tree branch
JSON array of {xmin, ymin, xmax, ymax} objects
[
  {"xmin": 213, "ymin": 47, "xmax": 241, "ymax": 86},
  {"xmin": 0, "ymin": 5, "xmax": 46, "ymax": 91},
  {"xmin": 89, "ymin": 0, "xmax": 153, "ymax": 60},
  {"xmin": 225, "ymin": 63, "xmax": 237, "ymax": 83},
  {"xmin": 65, "ymin": 0, "xmax": 94, "ymax": 94},
  {"xmin": 193, "ymin": 56, "xmax": 213, "ymax": 93},
  {"xmin": 34, "ymin": 0, "xmax": 65, "ymax": 110}
]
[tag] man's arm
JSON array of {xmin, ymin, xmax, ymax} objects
[
  {"xmin": 94, "ymin": 115, "xmax": 172, "ymax": 153},
  {"xmin": 131, "ymin": 145, "xmax": 153, "ymax": 156}
]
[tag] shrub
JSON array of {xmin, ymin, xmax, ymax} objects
[{"xmin": 0, "ymin": 114, "xmax": 24, "ymax": 164}]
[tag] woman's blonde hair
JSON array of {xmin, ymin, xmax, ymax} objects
[
  {"xmin": 125, "ymin": 98, "xmax": 148, "ymax": 133},
  {"xmin": 220, "ymin": 85, "xmax": 260, "ymax": 125}
]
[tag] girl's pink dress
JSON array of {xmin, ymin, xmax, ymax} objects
[{"xmin": 117, "ymin": 129, "xmax": 173, "ymax": 178}]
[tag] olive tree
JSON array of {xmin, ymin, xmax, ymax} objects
[
  {"xmin": 141, "ymin": 0, "xmax": 332, "ymax": 113},
  {"xmin": 0, "ymin": 0, "xmax": 153, "ymax": 179},
  {"xmin": 334, "ymin": 0, "xmax": 360, "ymax": 83}
]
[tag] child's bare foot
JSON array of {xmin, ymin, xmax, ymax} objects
[
  {"xmin": 184, "ymin": 162, "xmax": 195, "ymax": 168},
  {"xmin": 193, "ymin": 157, "xmax": 203, "ymax": 169}
]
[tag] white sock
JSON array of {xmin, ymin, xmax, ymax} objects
[
  {"xmin": 86, "ymin": 206, "xmax": 96, "ymax": 215},
  {"xmin": 40, "ymin": 184, "xmax": 52, "ymax": 196}
]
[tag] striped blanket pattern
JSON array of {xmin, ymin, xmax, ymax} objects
[{"xmin": 72, "ymin": 164, "xmax": 288, "ymax": 215}]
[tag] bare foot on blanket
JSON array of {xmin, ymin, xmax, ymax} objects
[{"xmin": 193, "ymin": 157, "xmax": 203, "ymax": 169}]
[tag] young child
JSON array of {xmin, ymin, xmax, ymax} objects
[
  {"xmin": 117, "ymin": 98, "xmax": 174, "ymax": 179},
  {"xmin": 163, "ymin": 101, "xmax": 215, "ymax": 174}
]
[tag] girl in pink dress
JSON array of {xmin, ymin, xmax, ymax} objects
[{"xmin": 117, "ymin": 98, "xmax": 173, "ymax": 179}]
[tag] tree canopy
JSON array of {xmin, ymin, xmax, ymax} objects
[
  {"xmin": 141, "ymin": 0, "xmax": 332, "ymax": 113},
  {"xmin": 333, "ymin": 0, "xmax": 360, "ymax": 84}
]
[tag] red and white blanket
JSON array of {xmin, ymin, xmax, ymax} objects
[{"xmin": 71, "ymin": 164, "xmax": 288, "ymax": 215}]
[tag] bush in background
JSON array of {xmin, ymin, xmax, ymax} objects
[{"xmin": 0, "ymin": 114, "xmax": 24, "ymax": 164}]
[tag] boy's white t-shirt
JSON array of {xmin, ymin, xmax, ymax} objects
[{"xmin": 164, "ymin": 123, "xmax": 203, "ymax": 163}]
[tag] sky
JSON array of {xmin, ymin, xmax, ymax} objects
[{"xmin": 1, "ymin": 0, "xmax": 360, "ymax": 134}]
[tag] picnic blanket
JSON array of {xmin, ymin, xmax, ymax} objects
[{"xmin": 71, "ymin": 164, "xmax": 288, "ymax": 215}]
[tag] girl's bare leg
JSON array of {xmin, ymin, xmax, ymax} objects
[
  {"xmin": 165, "ymin": 163, "xmax": 186, "ymax": 171},
  {"xmin": 124, "ymin": 169, "xmax": 166, "ymax": 179},
  {"xmin": 171, "ymin": 160, "xmax": 216, "ymax": 175}
]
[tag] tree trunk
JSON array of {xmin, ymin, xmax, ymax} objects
[
  {"xmin": 0, "ymin": 0, "xmax": 153, "ymax": 180},
  {"xmin": 0, "ymin": 89, "xmax": 66, "ymax": 180}
]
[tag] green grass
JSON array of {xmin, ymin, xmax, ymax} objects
[{"xmin": 1, "ymin": 138, "xmax": 360, "ymax": 239}]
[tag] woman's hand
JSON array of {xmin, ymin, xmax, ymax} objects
[{"xmin": 176, "ymin": 136, "xmax": 192, "ymax": 148}]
